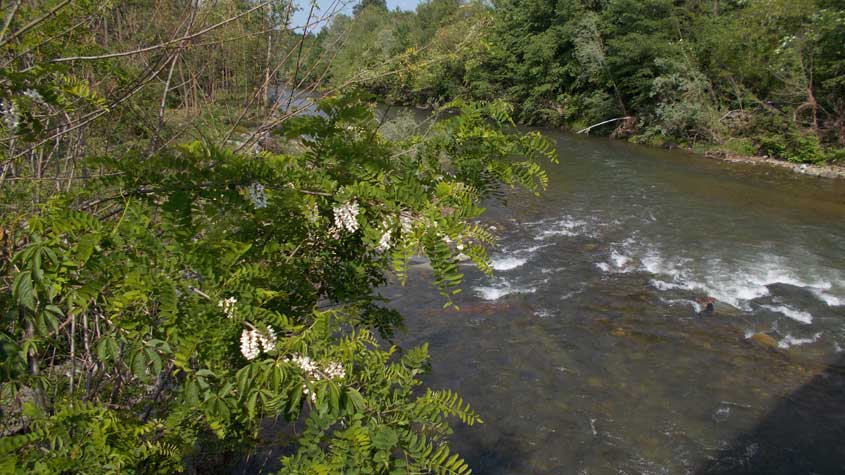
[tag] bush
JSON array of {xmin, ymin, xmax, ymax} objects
[
  {"xmin": 721, "ymin": 137, "xmax": 757, "ymax": 156},
  {"xmin": 0, "ymin": 97, "xmax": 557, "ymax": 474},
  {"xmin": 823, "ymin": 147, "xmax": 845, "ymax": 163},
  {"xmin": 758, "ymin": 131, "xmax": 825, "ymax": 163}
]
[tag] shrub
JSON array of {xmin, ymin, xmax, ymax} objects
[
  {"xmin": 758, "ymin": 131, "xmax": 824, "ymax": 163},
  {"xmin": 0, "ymin": 97, "xmax": 557, "ymax": 474}
]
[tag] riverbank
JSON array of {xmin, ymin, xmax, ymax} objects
[
  {"xmin": 699, "ymin": 149, "xmax": 845, "ymax": 179},
  {"xmin": 409, "ymin": 101, "xmax": 845, "ymax": 179}
]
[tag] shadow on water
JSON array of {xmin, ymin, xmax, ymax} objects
[{"xmin": 696, "ymin": 353, "xmax": 845, "ymax": 475}]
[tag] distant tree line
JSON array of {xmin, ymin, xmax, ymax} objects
[{"xmin": 303, "ymin": 0, "xmax": 845, "ymax": 162}]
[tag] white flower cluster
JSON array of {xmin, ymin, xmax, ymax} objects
[
  {"xmin": 1, "ymin": 100, "xmax": 19, "ymax": 131},
  {"xmin": 399, "ymin": 210, "xmax": 414, "ymax": 233},
  {"xmin": 284, "ymin": 354, "xmax": 346, "ymax": 403},
  {"xmin": 23, "ymin": 89, "xmax": 44, "ymax": 103},
  {"xmin": 333, "ymin": 200, "xmax": 360, "ymax": 233},
  {"xmin": 377, "ymin": 229, "xmax": 393, "ymax": 252},
  {"xmin": 442, "ymin": 234, "xmax": 469, "ymax": 260},
  {"xmin": 240, "ymin": 329, "xmax": 260, "ymax": 360},
  {"xmin": 218, "ymin": 297, "xmax": 237, "ymax": 319},
  {"xmin": 257, "ymin": 325, "xmax": 277, "ymax": 352},
  {"xmin": 239, "ymin": 324, "xmax": 277, "ymax": 360},
  {"xmin": 247, "ymin": 183, "xmax": 268, "ymax": 209}
]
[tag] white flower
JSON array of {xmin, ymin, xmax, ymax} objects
[
  {"xmin": 240, "ymin": 329, "xmax": 260, "ymax": 360},
  {"xmin": 1, "ymin": 100, "xmax": 19, "ymax": 131},
  {"xmin": 399, "ymin": 211, "xmax": 414, "ymax": 233},
  {"xmin": 333, "ymin": 200, "xmax": 360, "ymax": 233},
  {"xmin": 218, "ymin": 297, "xmax": 237, "ymax": 319},
  {"xmin": 377, "ymin": 230, "xmax": 392, "ymax": 252},
  {"xmin": 23, "ymin": 89, "xmax": 43, "ymax": 103},
  {"xmin": 257, "ymin": 324, "xmax": 277, "ymax": 352},
  {"xmin": 285, "ymin": 353, "xmax": 345, "ymax": 381},
  {"xmin": 324, "ymin": 361, "xmax": 346, "ymax": 379},
  {"xmin": 247, "ymin": 183, "xmax": 268, "ymax": 209},
  {"xmin": 287, "ymin": 354, "xmax": 318, "ymax": 374},
  {"xmin": 302, "ymin": 384, "xmax": 317, "ymax": 404}
]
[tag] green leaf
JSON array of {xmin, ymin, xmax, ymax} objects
[
  {"xmin": 371, "ymin": 427, "xmax": 398, "ymax": 451},
  {"xmin": 12, "ymin": 271, "xmax": 35, "ymax": 310}
]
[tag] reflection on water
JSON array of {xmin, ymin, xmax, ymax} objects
[{"xmin": 384, "ymin": 130, "xmax": 845, "ymax": 474}]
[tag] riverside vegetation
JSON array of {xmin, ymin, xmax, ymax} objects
[
  {"xmin": 0, "ymin": 1, "xmax": 558, "ymax": 474},
  {"xmin": 0, "ymin": 1, "xmax": 842, "ymax": 474},
  {"xmin": 298, "ymin": 0, "xmax": 845, "ymax": 164}
]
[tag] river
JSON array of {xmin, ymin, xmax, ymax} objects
[{"xmin": 382, "ymin": 128, "xmax": 845, "ymax": 474}]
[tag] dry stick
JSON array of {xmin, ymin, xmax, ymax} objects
[
  {"xmin": 279, "ymin": 0, "xmax": 350, "ymax": 107},
  {"xmin": 153, "ymin": 3, "xmax": 199, "ymax": 150},
  {"xmin": 576, "ymin": 117, "xmax": 633, "ymax": 135},
  {"xmin": 4, "ymin": 8, "xmax": 107, "ymax": 67},
  {"xmin": 191, "ymin": 26, "xmax": 276, "ymax": 48},
  {"xmin": 263, "ymin": 3, "xmax": 274, "ymax": 113},
  {"xmin": 241, "ymin": 37, "xmax": 450, "ymax": 148},
  {"xmin": 0, "ymin": 0, "xmax": 21, "ymax": 44},
  {"xmin": 1, "ymin": 38, "xmax": 179, "ymax": 150},
  {"xmin": 232, "ymin": 2, "xmax": 352, "ymax": 151},
  {"xmin": 220, "ymin": 0, "xmax": 299, "ymax": 144},
  {"xmin": 246, "ymin": 9, "xmax": 482, "ymax": 141},
  {"xmin": 280, "ymin": 2, "xmax": 317, "ymax": 116},
  {"xmin": 69, "ymin": 311, "xmax": 76, "ymax": 400},
  {"xmin": 48, "ymin": 1, "xmax": 274, "ymax": 63},
  {"xmin": 0, "ymin": 0, "xmax": 71, "ymax": 48},
  {"xmin": 5, "ymin": 47, "xmax": 187, "ymax": 164},
  {"xmin": 281, "ymin": 10, "xmax": 350, "ymax": 110}
]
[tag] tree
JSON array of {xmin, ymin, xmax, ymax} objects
[{"xmin": 353, "ymin": 0, "xmax": 388, "ymax": 16}]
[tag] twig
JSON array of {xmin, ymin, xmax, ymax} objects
[
  {"xmin": 48, "ymin": 1, "xmax": 274, "ymax": 63},
  {"xmin": 576, "ymin": 117, "xmax": 633, "ymax": 135},
  {"xmin": 0, "ymin": 0, "xmax": 71, "ymax": 48}
]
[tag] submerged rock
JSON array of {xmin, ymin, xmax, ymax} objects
[{"xmin": 749, "ymin": 332, "xmax": 778, "ymax": 348}]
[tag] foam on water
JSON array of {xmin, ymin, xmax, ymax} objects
[
  {"xmin": 650, "ymin": 279, "xmax": 687, "ymax": 291},
  {"xmin": 778, "ymin": 332, "xmax": 823, "ymax": 349},
  {"xmin": 532, "ymin": 216, "xmax": 591, "ymax": 240},
  {"xmin": 627, "ymin": 247, "xmax": 843, "ymax": 311},
  {"xmin": 811, "ymin": 288, "xmax": 843, "ymax": 307},
  {"xmin": 474, "ymin": 282, "xmax": 537, "ymax": 301},
  {"xmin": 491, "ymin": 256, "xmax": 528, "ymax": 271},
  {"xmin": 610, "ymin": 250, "xmax": 633, "ymax": 270},
  {"xmin": 760, "ymin": 304, "xmax": 813, "ymax": 324},
  {"xmin": 660, "ymin": 297, "xmax": 703, "ymax": 313}
]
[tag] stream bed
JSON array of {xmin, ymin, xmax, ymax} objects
[{"xmin": 383, "ymin": 130, "xmax": 845, "ymax": 474}]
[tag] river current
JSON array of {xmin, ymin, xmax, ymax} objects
[{"xmin": 383, "ymin": 129, "xmax": 845, "ymax": 474}]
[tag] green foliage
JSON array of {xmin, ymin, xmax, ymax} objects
[
  {"xmin": 758, "ymin": 131, "xmax": 826, "ymax": 163},
  {"xmin": 306, "ymin": 0, "xmax": 845, "ymax": 160},
  {"xmin": 721, "ymin": 138, "xmax": 758, "ymax": 157},
  {"xmin": 0, "ymin": 91, "xmax": 555, "ymax": 473}
]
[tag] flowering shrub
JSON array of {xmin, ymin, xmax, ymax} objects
[{"xmin": 0, "ymin": 95, "xmax": 556, "ymax": 473}]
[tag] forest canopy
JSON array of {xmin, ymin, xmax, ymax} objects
[{"xmin": 301, "ymin": 0, "xmax": 845, "ymax": 163}]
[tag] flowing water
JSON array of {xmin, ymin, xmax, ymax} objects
[{"xmin": 382, "ymin": 130, "xmax": 845, "ymax": 474}]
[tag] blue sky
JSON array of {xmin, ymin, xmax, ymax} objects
[{"xmin": 290, "ymin": 0, "xmax": 422, "ymax": 31}]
